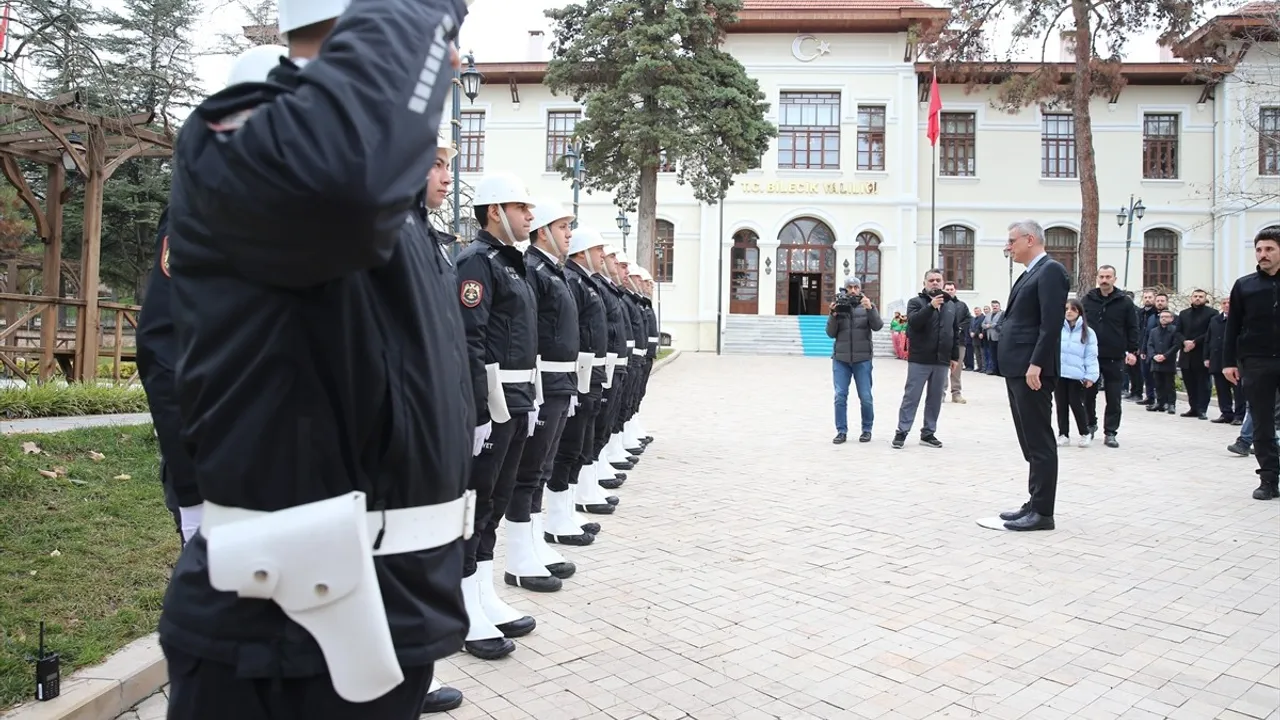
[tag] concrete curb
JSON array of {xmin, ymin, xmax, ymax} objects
[
  {"xmin": 649, "ymin": 349, "xmax": 682, "ymax": 375},
  {"xmin": 1, "ymin": 414, "xmax": 152, "ymax": 436},
  {"xmin": 1, "ymin": 634, "xmax": 166, "ymax": 720}
]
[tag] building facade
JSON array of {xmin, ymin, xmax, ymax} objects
[{"xmin": 453, "ymin": 2, "xmax": 1280, "ymax": 352}]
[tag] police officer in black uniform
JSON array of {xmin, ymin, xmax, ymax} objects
[
  {"xmin": 157, "ymin": 1, "xmax": 474, "ymax": 717},
  {"xmin": 579, "ymin": 246, "xmax": 632, "ymax": 511},
  {"xmin": 623, "ymin": 265, "xmax": 659, "ymax": 450},
  {"xmin": 544, "ymin": 227, "xmax": 610, "ymax": 544},
  {"xmin": 615, "ymin": 257, "xmax": 649, "ymax": 459},
  {"xmin": 454, "ymin": 172, "xmax": 541, "ymax": 659}
]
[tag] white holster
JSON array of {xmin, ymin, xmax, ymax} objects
[
  {"xmin": 204, "ymin": 490, "xmax": 476, "ymax": 704},
  {"xmin": 603, "ymin": 352, "xmax": 619, "ymax": 389},
  {"xmin": 484, "ymin": 363, "xmax": 511, "ymax": 424},
  {"xmin": 575, "ymin": 352, "xmax": 594, "ymax": 394}
]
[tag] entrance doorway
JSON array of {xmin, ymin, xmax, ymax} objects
[{"xmin": 787, "ymin": 273, "xmax": 823, "ymax": 315}]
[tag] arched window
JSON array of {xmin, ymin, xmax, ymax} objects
[
  {"xmin": 775, "ymin": 216, "xmax": 837, "ymax": 315},
  {"xmin": 654, "ymin": 220, "xmax": 674, "ymax": 283},
  {"xmin": 1045, "ymin": 227, "xmax": 1079, "ymax": 289},
  {"xmin": 854, "ymin": 231, "xmax": 882, "ymax": 307},
  {"xmin": 730, "ymin": 230, "xmax": 759, "ymax": 314},
  {"xmin": 1143, "ymin": 229, "xmax": 1179, "ymax": 291},
  {"xmin": 938, "ymin": 225, "xmax": 975, "ymax": 291},
  {"xmin": 778, "ymin": 216, "xmax": 836, "ymax": 246}
]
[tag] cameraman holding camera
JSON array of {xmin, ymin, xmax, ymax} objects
[
  {"xmin": 827, "ymin": 277, "xmax": 883, "ymax": 444},
  {"xmin": 892, "ymin": 269, "xmax": 964, "ymax": 449}
]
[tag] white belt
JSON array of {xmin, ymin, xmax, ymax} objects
[
  {"xmin": 647, "ymin": 336, "xmax": 659, "ymax": 344},
  {"xmin": 626, "ymin": 340, "xmax": 636, "ymax": 348},
  {"xmin": 498, "ymin": 368, "xmax": 536, "ymax": 384},
  {"xmin": 201, "ymin": 491, "xmax": 477, "ymax": 556},
  {"xmin": 538, "ymin": 359, "xmax": 577, "ymax": 373},
  {"xmin": 631, "ymin": 348, "xmax": 644, "ymax": 356},
  {"xmin": 592, "ymin": 357, "xmax": 608, "ymax": 366},
  {"xmin": 616, "ymin": 356, "xmax": 630, "ymax": 367}
]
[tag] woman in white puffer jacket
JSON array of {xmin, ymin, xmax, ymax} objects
[{"xmin": 1057, "ymin": 298, "xmax": 1100, "ymax": 447}]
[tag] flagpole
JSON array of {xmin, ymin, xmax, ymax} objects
[{"xmin": 930, "ymin": 139, "xmax": 936, "ymax": 269}]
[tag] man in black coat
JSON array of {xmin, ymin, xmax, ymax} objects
[
  {"xmin": 1206, "ymin": 299, "xmax": 1244, "ymax": 423},
  {"xmin": 1081, "ymin": 265, "xmax": 1139, "ymax": 448},
  {"xmin": 892, "ymin": 269, "xmax": 963, "ymax": 450},
  {"xmin": 1177, "ymin": 289, "xmax": 1217, "ymax": 419},
  {"xmin": 993, "ymin": 220, "xmax": 1070, "ymax": 531}
]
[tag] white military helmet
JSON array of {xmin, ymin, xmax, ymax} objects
[
  {"xmin": 628, "ymin": 264, "xmax": 645, "ymax": 277},
  {"xmin": 567, "ymin": 227, "xmax": 607, "ymax": 256},
  {"xmin": 278, "ymin": 0, "xmax": 350, "ymax": 36},
  {"xmin": 473, "ymin": 173, "xmax": 535, "ymax": 209},
  {"xmin": 225, "ymin": 45, "xmax": 287, "ymax": 87},
  {"xmin": 603, "ymin": 245, "xmax": 621, "ymax": 258},
  {"xmin": 529, "ymin": 199, "xmax": 574, "ymax": 233},
  {"xmin": 436, "ymin": 132, "xmax": 457, "ymax": 164},
  {"xmin": 636, "ymin": 267, "xmax": 653, "ymax": 282},
  {"xmin": 613, "ymin": 249, "xmax": 632, "ymax": 264}
]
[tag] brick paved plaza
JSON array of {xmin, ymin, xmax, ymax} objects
[{"xmin": 120, "ymin": 354, "xmax": 1280, "ymax": 720}]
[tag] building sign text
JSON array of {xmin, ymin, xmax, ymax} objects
[{"xmin": 740, "ymin": 180, "xmax": 879, "ymax": 196}]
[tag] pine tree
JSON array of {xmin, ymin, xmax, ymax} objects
[
  {"xmin": 926, "ymin": 0, "xmax": 1206, "ymax": 292},
  {"xmin": 545, "ymin": 0, "xmax": 775, "ymax": 274}
]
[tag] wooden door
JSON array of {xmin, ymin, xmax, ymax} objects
[{"xmin": 729, "ymin": 231, "xmax": 759, "ymax": 314}]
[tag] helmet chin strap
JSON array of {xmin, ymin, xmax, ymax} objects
[{"xmin": 497, "ymin": 205, "xmax": 519, "ymax": 246}]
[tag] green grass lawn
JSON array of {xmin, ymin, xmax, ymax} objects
[
  {"xmin": 658, "ymin": 348, "xmax": 674, "ymax": 360},
  {"xmin": 0, "ymin": 424, "xmax": 174, "ymax": 710}
]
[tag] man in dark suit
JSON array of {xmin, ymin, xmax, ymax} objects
[{"xmin": 995, "ymin": 220, "xmax": 1070, "ymax": 531}]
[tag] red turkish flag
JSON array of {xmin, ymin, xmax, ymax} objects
[
  {"xmin": 926, "ymin": 71, "xmax": 942, "ymax": 146},
  {"xmin": 0, "ymin": 5, "xmax": 10, "ymax": 51}
]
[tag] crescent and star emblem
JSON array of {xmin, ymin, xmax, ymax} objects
[{"xmin": 791, "ymin": 35, "xmax": 831, "ymax": 62}]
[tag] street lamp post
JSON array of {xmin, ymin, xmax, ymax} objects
[
  {"xmin": 451, "ymin": 53, "xmax": 482, "ymax": 237},
  {"xmin": 1116, "ymin": 195, "xmax": 1146, "ymax": 289},
  {"xmin": 562, "ymin": 142, "xmax": 585, "ymax": 228},
  {"xmin": 616, "ymin": 210, "xmax": 631, "ymax": 253},
  {"xmin": 653, "ymin": 245, "xmax": 664, "ymax": 331}
]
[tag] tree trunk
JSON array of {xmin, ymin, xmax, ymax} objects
[
  {"xmin": 636, "ymin": 163, "xmax": 658, "ymax": 278},
  {"xmin": 1072, "ymin": 0, "xmax": 1100, "ymax": 293}
]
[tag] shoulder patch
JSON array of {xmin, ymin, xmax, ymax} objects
[
  {"xmin": 160, "ymin": 236, "xmax": 171, "ymax": 277},
  {"xmin": 460, "ymin": 279, "xmax": 484, "ymax": 308}
]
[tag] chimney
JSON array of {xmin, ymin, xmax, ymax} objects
[
  {"xmin": 528, "ymin": 30, "xmax": 546, "ymax": 62},
  {"xmin": 1158, "ymin": 43, "xmax": 1175, "ymax": 62},
  {"xmin": 1059, "ymin": 30, "xmax": 1077, "ymax": 63}
]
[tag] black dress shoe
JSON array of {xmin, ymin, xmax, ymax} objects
[
  {"xmin": 1004, "ymin": 511, "xmax": 1055, "ymax": 531},
  {"xmin": 1232, "ymin": 417, "xmax": 1245, "ymax": 426},
  {"xmin": 546, "ymin": 561, "xmax": 575, "ymax": 579},
  {"xmin": 464, "ymin": 637, "xmax": 515, "ymax": 659},
  {"xmin": 495, "ymin": 616, "xmax": 535, "ymax": 638},
  {"xmin": 581, "ymin": 521, "xmax": 601, "ymax": 535},
  {"xmin": 1212, "ymin": 415, "xmax": 1232, "ymax": 424},
  {"xmin": 421, "ymin": 685, "xmax": 464, "ymax": 714},
  {"xmin": 1197, "ymin": 413, "xmax": 1208, "ymax": 420},
  {"xmin": 504, "ymin": 572, "xmax": 562, "ymax": 592},
  {"xmin": 610, "ymin": 460, "xmax": 634, "ymax": 471},
  {"xmin": 1147, "ymin": 404, "xmax": 1162, "ymax": 412},
  {"xmin": 1180, "ymin": 409, "xmax": 1199, "ymax": 417},
  {"xmin": 545, "ymin": 530, "xmax": 594, "ymax": 546},
  {"xmin": 859, "ymin": 432, "xmax": 872, "ymax": 443},
  {"xmin": 599, "ymin": 476, "xmax": 624, "ymax": 490},
  {"xmin": 1104, "ymin": 434, "xmax": 1119, "ymax": 448},
  {"xmin": 1253, "ymin": 481, "xmax": 1280, "ymax": 500},
  {"xmin": 576, "ymin": 501, "xmax": 615, "ymax": 515},
  {"xmin": 833, "ymin": 432, "xmax": 847, "ymax": 444},
  {"xmin": 626, "ymin": 445, "xmax": 644, "ymax": 455},
  {"xmin": 625, "ymin": 454, "xmax": 639, "ymax": 464},
  {"xmin": 999, "ymin": 503, "xmax": 1030, "ymax": 522}
]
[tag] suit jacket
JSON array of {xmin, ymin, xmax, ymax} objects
[{"xmin": 997, "ymin": 254, "xmax": 1071, "ymax": 379}]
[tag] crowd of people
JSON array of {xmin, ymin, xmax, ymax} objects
[
  {"xmin": 828, "ymin": 224, "xmax": 1280, "ymax": 504},
  {"xmin": 130, "ymin": 1, "xmax": 664, "ymax": 718}
]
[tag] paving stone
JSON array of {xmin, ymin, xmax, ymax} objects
[{"xmin": 113, "ymin": 355, "xmax": 1280, "ymax": 719}]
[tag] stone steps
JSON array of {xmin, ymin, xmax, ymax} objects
[{"xmin": 722, "ymin": 315, "xmax": 896, "ymax": 358}]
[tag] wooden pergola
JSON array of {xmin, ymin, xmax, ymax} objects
[{"xmin": 0, "ymin": 90, "xmax": 173, "ymax": 382}]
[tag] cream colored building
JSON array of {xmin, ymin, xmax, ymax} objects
[{"xmin": 450, "ymin": 1, "xmax": 1280, "ymax": 352}]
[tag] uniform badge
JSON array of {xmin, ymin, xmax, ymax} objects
[
  {"xmin": 160, "ymin": 236, "xmax": 171, "ymax": 277},
  {"xmin": 460, "ymin": 280, "xmax": 484, "ymax": 308}
]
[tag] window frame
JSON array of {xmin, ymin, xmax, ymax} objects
[
  {"xmin": 938, "ymin": 112, "xmax": 976, "ymax": 177},
  {"xmin": 777, "ymin": 91, "xmax": 842, "ymax": 170},
  {"xmin": 458, "ymin": 110, "xmax": 485, "ymax": 173},
  {"xmin": 938, "ymin": 225, "xmax": 976, "ymax": 291},
  {"xmin": 1260, "ymin": 107, "xmax": 1279, "ymax": 177},
  {"xmin": 545, "ymin": 110, "xmax": 581, "ymax": 172},
  {"xmin": 1142, "ymin": 113, "xmax": 1180, "ymax": 180},
  {"xmin": 1041, "ymin": 113, "xmax": 1077, "ymax": 179},
  {"xmin": 856, "ymin": 105, "xmax": 886, "ymax": 171},
  {"xmin": 653, "ymin": 220, "xmax": 675, "ymax": 283}
]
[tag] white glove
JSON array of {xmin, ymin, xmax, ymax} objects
[
  {"xmin": 567, "ymin": 395, "xmax": 579, "ymax": 418},
  {"xmin": 527, "ymin": 409, "xmax": 539, "ymax": 437},
  {"xmin": 473, "ymin": 422, "xmax": 492, "ymax": 456},
  {"xmin": 178, "ymin": 504, "xmax": 203, "ymax": 544}
]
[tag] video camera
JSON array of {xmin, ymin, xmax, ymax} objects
[{"xmin": 832, "ymin": 289, "xmax": 863, "ymax": 312}]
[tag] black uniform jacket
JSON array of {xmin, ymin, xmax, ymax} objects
[
  {"xmin": 1225, "ymin": 266, "xmax": 1280, "ymax": 368},
  {"xmin": 135, "ymin": 208, "xmax": 201, "ymax": 510},
  {"xmin": 641, "ymin": 298, "xmax": 659, "ymax": 359},
  {"xmin": 593, "ymin": 274, "xmax": 632, "ymax": 371},
  {"xmin": 455, "ymin": 231, "xmax": 538, "ymax": 424},
  {"xmin": 565, "ymin": 259, "xmax": 608, "ymax": 388},
  {"xmin": 622, "ymin": 290, "xmax": 647, "ymax": 364},
  {"xmin": 158, "ymin": 0, "xmax": 472, "ymax": 678},
  {"xmin": 525, "ymin": 247, "xmax": 579, "ymax": 397}
]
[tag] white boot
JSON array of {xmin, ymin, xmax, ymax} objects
[
  {"xmin": 461, "ymin": 573, "xmax": 503, "ymax": 643},
  {"xmin": 530, "ymin": 514, "xmax": 576, "ymax": 578},
  {"xmin": 635, "ymin": 413, "xmax": 652, "ymax": 442},
  {"xmin": 606, "ymin": 434, "xmax": 629, "ymax": 465},
  {"xmin": 502, "ymin": 521, "xmax": 560, "ymax": 592},
  {"xmin": 476, "ymin": 560, "xmax": 535, "ymax": 636},
  {"xmin": 543, "ymin": 489, "xmax": 594, "ymax": 544},
  {"xmin": 622, "ymin": 421, "xmax": 643, "ymax": 452},
  {"xmin": 576, "ymin": 465, "xmax": 615, "ymax": 512}
]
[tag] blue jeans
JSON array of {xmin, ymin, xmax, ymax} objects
[{"xmin": 834, "ymin": 359, "xmax": 874, "ymax": 434}]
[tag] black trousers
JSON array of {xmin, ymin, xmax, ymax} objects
[
  {"xmin": 1054, "ymin": 378, "xmax": 1090, "ymax": 437},
  {"xmin": 509, "ymin": 394, "xmax": 571, "ymax": 520},
  {"xmin": 633, "ymin": 357, "xmax": 653, "ymax": 416},
  {"xmin": 548, "ymin": 391, "xmax": 600, "ymax": 494},
  {"xmin": 614, "ymin": 363, "xmax": 636, "ymax": 434},
  {"xmin": 1085, "ymin": 358, "xmax": 1126, "ymax": 436},
  {"xmin": 1126, "ymin": 360, "xmax": 1144, "ymax": 396},
  {"xmin": 164, "ymin": 645, "xmax": 432, "ymax": 720},
  {"xmin": 593, "ymin": 372, "xmax": 625, "ymax": 458},
  {"xmin": 1154, "ymin": 371, "xmax": 1177, "ymax": 408},
  {"xmin": 1183, "ymin": 364, "xmax": 1211, "ymax": 413},
  {"xmin": 1242, "ymin": 357, "xmax": 1280, "ymax": 483},
  {"xmin": 1213, "ymin": 371, "xmax": 1245, "ymax": 419},
  {"xmin": 464, "ymin": 413, "xmax": 528, "ymax": 576},
  {"xmin": 1005, "ymin": 377, "xmax": 1058, "ymax": 517}
]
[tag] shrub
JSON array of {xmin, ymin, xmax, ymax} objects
[
  {"xmin": 8, "ymin": 358, "xmax": 139, "ymax": 381},
  {"xmin": 0, "ymin": 384, "xmax": 148, "ymax": 419}
]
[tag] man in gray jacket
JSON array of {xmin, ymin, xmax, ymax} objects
[{"xmin": 826, "ymin": 276, "xmax": 884, "ymax": 444}]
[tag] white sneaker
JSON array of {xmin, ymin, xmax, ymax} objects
[
  {"xmin": 1057, "ymin": 435, "xmax": 1070, "ymax": 447},
  {"xmin": 1077, "ymin": 435, "xmax": 1092, "ymax": 448}
]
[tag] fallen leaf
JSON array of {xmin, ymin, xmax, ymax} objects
[
  {"xmin": 88, "ymin": 451, "xmax": 105, "ymax": 462},
  {"xmin": 21, "ymin": 441, "xmax": 40, "ymax": 454},
  {"xmin": 28, "ymin": 570, "xmax": 36, "ymax": 576},
  {"xmin": 113, "ymin": 474, "xmax": 131, "ymax": 481},
  {"xmin": 51, "ymin": 465, "xmax": 68, "ymax": 477},
  {"xmin": 49, "ymin": 550, "xmax": 60, "ymax": 557},
  {"xmin": 38, "ymin": 469, "xmax": 57, "ymax": 479}
]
